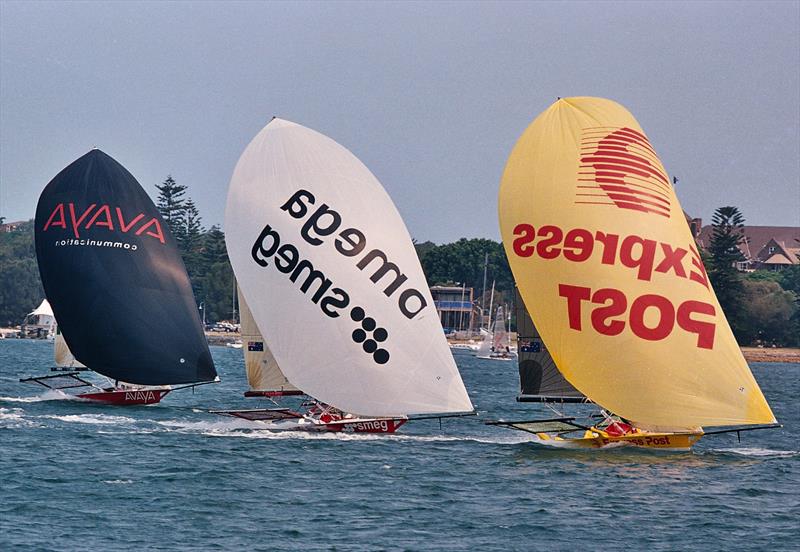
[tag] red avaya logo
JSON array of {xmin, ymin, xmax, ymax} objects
[{"xmin": 42, "ymin": 203, "xmax": 166, "ymax": 243}]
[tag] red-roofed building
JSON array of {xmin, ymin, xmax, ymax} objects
[
  {"xmin": 696, "ymin": 225, "xmax": 800, "ymax": 271},
  {"xmin": 0, "ymin": 220, "xmax": 26, "ymax": 232}
]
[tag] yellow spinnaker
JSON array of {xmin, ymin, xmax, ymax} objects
[{"xmin": 499, "ymin": 97, "xmax": 775, "ymax": 429}]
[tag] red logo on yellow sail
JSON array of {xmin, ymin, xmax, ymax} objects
[{"xmin": 578, "ymin": 127, "xmax": 671, "ymax": 217}]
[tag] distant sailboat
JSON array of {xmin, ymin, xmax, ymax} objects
[
  {"xmin": 20, "ymin": 299, "xmax": 56, "ymax": 339},
  {"xmin": 20, "ymin": 150, "xmax": 218, "ymax": 405},
  {"xmin": 476, "ymin": 305, "xmax": 514, "ymax": 361},
  {"xmin": 217, "ymin": 118, "xmax": 473, "ymax": 432},
  {"xmin": 489, "ymin": 97, "xmax": 779, "ymax": 449}
]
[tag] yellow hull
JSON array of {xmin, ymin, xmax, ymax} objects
[{"xmin": 535, "ymin": 428, "xmax": 704, "ymax": 450}]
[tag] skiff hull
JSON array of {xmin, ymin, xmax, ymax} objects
[
  {"xmin": 214, "ymin": 408, "xmax": 408, "ymax": 433},
  {"xmin": 318, "ymin": 418, "xmax": 407, "ymax": 433},
  {"xmin": 267, "ymin": 417, "xmax": 408, "ymax": 434},
  {"xmin": 535, "ymin": 431, "xmax": 704, "ymax": 450},
  {"xmin": 78, "ymin": 388, "xmax": 171, "ymax": 405}
]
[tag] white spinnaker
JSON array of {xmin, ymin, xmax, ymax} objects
[
  {"xmin": 476, "ymin": 329, "xmax": 493, "ymax": 358},
  {"xmin": 225, "ymin": 118, "xmax": 472, "ymax": 416},
  {"xmin": 238, "ymin": 288, "xmax": 300, "ymax": 394}
]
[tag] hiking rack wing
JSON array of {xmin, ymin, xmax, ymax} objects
[
  {"xmin": 702, "ymin": 423, "xmax": 783, "ymax": 436},
  {"xmin": 486, "ymin": 416, "xmax": 591, "ymax": 435},
  {"xmin": 209, "ymin": 407, "xmax": 303, "ymax": 421},
  {"xmin": 19, "ymin": 371, "xmax": 96, "ymax": 390}
]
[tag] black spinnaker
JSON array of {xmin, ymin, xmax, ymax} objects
[{"xmin": 34, "ymin": 149, "xmax": 216, "ymax": 385}]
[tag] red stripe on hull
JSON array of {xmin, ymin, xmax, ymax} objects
[
  {"xmin": 78, "ymin": 389, "xmax": 170, "ymax": 405},
  {"xmin": 318, "ymin": 418, "xmax": 408, "ymax": 433}
]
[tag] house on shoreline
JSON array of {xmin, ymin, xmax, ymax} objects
[{"xmin": 694, "ymin": 223, "xmax": 800, "ymax": 272}]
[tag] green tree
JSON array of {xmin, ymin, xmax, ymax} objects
[
  {"xmin": 739, "ymin": 280, "xmax": 798, "ymax": 346},
  {"xmin": 155, "ymin": 176, "xmax": 187, "ymax": 245},
  {"xmin": 0, "ymin": 221, "xmax": 44, "ymax": 326},
  {"xmin": 419, "ymin": 238, "xmax": 514, "ymax": 327},
  {"xmin": 420, "ymin": 238, "xmax": 513, "ymax": 296},
  {"xmin": 180, "ymin": 198, "xmax": 204, "ymax": 297},
  {"xmin": 183, "ymin": 198, "xmax": 203, "ymax": 250},
  {"xmin": 707, "ymin": 206, "xmax": 747, "ymax": 339},
  {"xmin": 778, "ymin": 255, "xmax": 800, "ymax": 347},
  {"xmin": 413, "ymin": 240, "xmax": 437, "ymax": 263},
  {"xmin": 195, "ymin": 225, "xmax": 234, "ymax": 324}
]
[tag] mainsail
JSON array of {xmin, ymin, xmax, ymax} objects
[
  {"xmin": 514, "ymin": 287, "xmax": 584, "ymax": 402},
  {"xmin": 34, "ymin": 150, "xmax": 216, "ymax": 385},
  {"xmin": 54, "ymin": 327, "xmax": 85, "ymax": 369},
  {"xmin": 238, "ymin": 288, "xmax": 301, "ymax": 396},
  {"xmin": 499, "ymin": 97, "xmax": 775, "ymax": 429},
  {"xmin": 492, "ymin": 306, "xmax": 509, "ymax": 352},
  {"xmin": 225, "ymin": 118, "xmax": 473, "ymax": 416},
  {"xmin": 477, "ymin": 306, "xmax": 510, "ymax": 358}
]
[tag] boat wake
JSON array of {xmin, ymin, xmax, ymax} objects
[
  {"xmin": 157, "ymin": 418, "xmax": 266, "ymax": 433},
  {"xmin": 524, "ymin": 436, "xmax": 634, "ymax": 450},
  {"xmin": 0, "ymin": 389, "xmax": 76, "ymax": 403},
  {"xmin": 152, "ymin": 417, "xmax": 534, "ymax": 444},
  {"xmin": 0, "ymin": 407, "xmax": 40, "ymax": 428},
  {"xmin": 707, "ymin": 447, "xmax": 799, "ymax": 458},
  {"xmin": 39, "ymin": 413, "xmax": 139, "ymax": 425}
]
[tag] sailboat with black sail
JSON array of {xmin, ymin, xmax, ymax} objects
[
  {"xmin": 217, "ymin": 118, "xmax": 473, "ymax": 432},
  {"xmin": 490, "ymin": 97, "xmax": 779, "ymax": 449},
  {"xmin": 514, "ymin": 287, "xmax": 584, "ymax": 403},
  {"xmin": 20, "ymin": 150, "xmax": 217, "ymax": 405}
]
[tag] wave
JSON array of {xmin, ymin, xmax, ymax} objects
[
  {"xmin": 39, "ymin": 413, "xmax": 138, "ymax": 425},
  {"xmin": 159, "ymin": 417, "xmax": 538, "ymax": 444},
  {"xmin": 156, "ymin": 417, "xmax": 268, "ymax": 433},
  {"xmin": 0, "ymin": 389, "xmax": 77, "ymax": 402},
  {"xmin": 102, "ymin": 479, "xmax": 134, "ymax": 485},
  {"xmin": 0, "ymin": 407, "xmax": 39, "ymax": 428},
  {"xmin": 710, "ymin": 447, "xmax": 799, "ymax": 458}
]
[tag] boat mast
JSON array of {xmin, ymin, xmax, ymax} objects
[
  {"xmin": 232, "ymin": 277, "xmax": 238, "ymax": 324},
  {"xmin": 480, "ymin": 252, "xmax": 488, "ymax": 330},
  {"xmin": 487, "ymin": 280, "xmax": 495, "ymax": 332},
  {"xmin": 458, "ymin": 282, "xmax": 466, "ymax": 332}
]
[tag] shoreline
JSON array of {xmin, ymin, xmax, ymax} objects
[
  {"xmin": 740, "ymin": 347, "xmax": 800, "ymax": 364},
  {"xmin": 3, "ymin": 328, "xmax": 799, "ymax": 363}
]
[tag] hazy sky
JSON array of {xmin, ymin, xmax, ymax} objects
[{"xmin": 1, "ymin": 1, "xmax": 798, "ymax": 243}]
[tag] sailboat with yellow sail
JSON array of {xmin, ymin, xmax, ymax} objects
[{"xmin": 490, "ymin": 97, "xmax": 779, "ymax": 450}]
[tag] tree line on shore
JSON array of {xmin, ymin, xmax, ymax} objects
[{"xmin": 1, "ymin": 180, "xmax": 798, "ymax": 347}]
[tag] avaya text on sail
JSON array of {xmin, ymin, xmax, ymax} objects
[{"xmin": 41, "ymin": 202, "xmax": 166, "ymax": 243}]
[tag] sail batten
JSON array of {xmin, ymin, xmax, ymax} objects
[{"xmin": 499, "ymin": 97, "xmax": 775, "ymax": 428}]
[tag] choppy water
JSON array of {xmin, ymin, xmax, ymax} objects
[{"xmin": 1, "ymin": 339, "xmax": 797, "ymax": 551}]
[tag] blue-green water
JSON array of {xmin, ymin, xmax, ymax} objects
[{"xmin": 1, "ymin": 339, "xmax": 797, "ymax": 551}]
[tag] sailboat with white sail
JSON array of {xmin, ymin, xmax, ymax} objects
[
  {"xmin": 20, "ymin": 150, "xmax": 218, "ymax": 405},
  {"xmin": 489, "ymin": 97, "xmax": 779, "ymax": 449},
  {"xmin": 476, "ymin": 305, "xmax": 514, "ymax": 361},
  {"xmin": 217, "ymin": 118, "xmax": 473, "ymax": 432}
]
